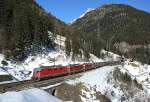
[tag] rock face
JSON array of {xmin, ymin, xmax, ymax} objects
[
  {"xmin": 71, "ymin": 4, "xmax": 150, "ymax": 62},
  {"xmin": 56, "ymin": 83, "xmax": 111, "ymax": 102}
]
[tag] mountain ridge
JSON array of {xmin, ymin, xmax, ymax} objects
[{"xmin": 71, "ymin": 4, "xmax": 150, "ymax": 63}]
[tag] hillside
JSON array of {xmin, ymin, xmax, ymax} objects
[
  {"xmin": 0, "ymin": 0, "xmax": 55, "ymax": 60},
  {"xmin": 71, "ymin": 4, "xmax": 150, "ymax": 63},
  {"xmin": 0, "ymin": 0, "xmax": 85, "ymax": 61}
]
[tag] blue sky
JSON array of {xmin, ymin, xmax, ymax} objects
[{"xmin": 36, "ymin": 0, "xmax": 150, "ymax": 23}]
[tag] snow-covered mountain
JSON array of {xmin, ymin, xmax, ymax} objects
[{"xmin": 70, "ymin": 8, "xmax": 95, "ymax": 24}]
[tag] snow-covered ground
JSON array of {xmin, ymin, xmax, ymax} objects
[
  {"xmin": 65, "ymin": 63, "xmax": 150, "ymax": 101},
  {"xmin": 66, "ymin": 65, "xmax": 116, "ymax": 101},
  {"xmin": 0, "ymin": 50, "xmax": 71, "ymax": 81},
  {"xmin": 0, "ymin": 88, "xmax": 62, "ymax": 102},
  {"xmin": 64, "ymin": 52, "xmax": 150, "ymax": 102},
  {"xmin": 0, "ymin": 68, "xmax": 8, "ymax": 75},
  {"xmin": 120, "ymin": 60, "xmax": 150, "ymax": 93},
  {"xmin": 66, "ymin": 66, "xmax": 114, "ymax": 88}
]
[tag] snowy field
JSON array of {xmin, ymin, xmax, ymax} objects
[
  {"xmin": 0, "ymin": 88, "xmax": 62, "ymax": 102},
  {"xmin": 66, "ymin": 65, "xmax": 116, "ymax": 101}
]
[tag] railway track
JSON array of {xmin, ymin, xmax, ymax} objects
[
  {"xmin": 0, "ymin": 61, "xmax": 122, "ymax": 93},
  {"xmin": 0, "ymin": 72, "xmax": 82, "ymax": 93}
]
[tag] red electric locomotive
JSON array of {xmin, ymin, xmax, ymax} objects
[
  {"xmin": 33, "ymin": 65, "xmax": 68, "ymax": 79},
  {"xmin": 32, "ymin": 61, "xmax": 121, "ymax": 80},
  {"xmin": 32, "ymin": 63, "xmax": 93, "ymax": 80}
]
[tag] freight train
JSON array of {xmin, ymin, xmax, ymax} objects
[{"xmin": 32, "ymin": 61, "xmax": 121, "ymax": 80}]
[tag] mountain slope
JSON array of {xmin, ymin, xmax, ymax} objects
[
  {"xmin": 0, "ymin": 0, "xmax": 55, "ymax": 60},
  {"xmin": 0, "ymin": 0, "xmax": 84, "ymax": 61},
  {"xmin": 72, "ymin": 4, "xmax": 150, "ymax": 44},
  {"xmin": 71, "ymin": 4, "xmax": 150, "ymax": 63}
]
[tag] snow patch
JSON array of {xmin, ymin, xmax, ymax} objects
[
  {"xmin": 70, "ymin": 8, "xmax": 94, "ymax": 24},
  {"xmin": 0, "ymin": 68, "xmax": 8, "ymax": 75},
  {"xmin": 66, "ymin": 65, "xmax": 116, "ymax": 95},
  {"xmin": 0, "ymin": 88, "xmax": 62, "ymax": 102},
  {"xmin": 119, "ymin": 59, "xmax": 150, "ymax": 93}
]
